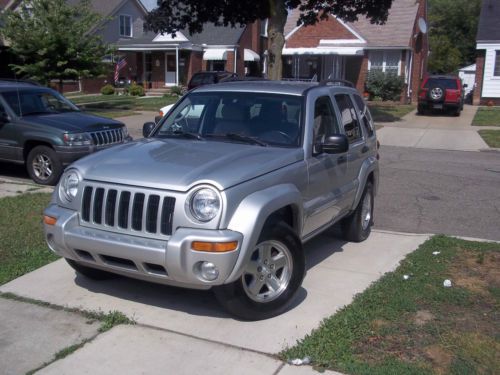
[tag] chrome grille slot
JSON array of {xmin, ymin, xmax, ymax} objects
[
  {"xmin": 89, "ymin": 128, "xmax": 124, "ymax": 146},
  {"xmin": 80, "ymin": 184, "xmax": 176, "ymax": 239}
]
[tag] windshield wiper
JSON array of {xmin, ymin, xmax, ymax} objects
[
  {"xmin": 206, "ymin": 133, "xmax": 268, "ymax": 147},
  {"xmin": 162, "ymin": 130, "xmax": 204, "ymax": 140}
]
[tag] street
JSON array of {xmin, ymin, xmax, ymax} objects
[{"xmin": 375, "ymin": 145, "xmax": 500, "ymax": 241}]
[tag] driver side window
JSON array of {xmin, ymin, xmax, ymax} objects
[{"xmin": 313, "ymin": 96, "xmax": 339, "ymax": 153}]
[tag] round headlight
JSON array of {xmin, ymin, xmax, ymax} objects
[
  {"xmin": 59, "ymin": 170, "xmax": 80, "ymax": 202},
  {"xmin": 189, "ymin": 187, "xmax": 220, "ymax": 222}
]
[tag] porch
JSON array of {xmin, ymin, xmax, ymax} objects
[{"xmin": 281, "ymin": 47, "xmax": 366, "ymax": 87}]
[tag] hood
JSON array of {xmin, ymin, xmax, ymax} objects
[
  {"xmin": 72, "ymin": 138, "xmax": 304, "ymax": 191},
  {"xmin": 22, "ymin": 112, "xmax": 124, "ymax": 132}
]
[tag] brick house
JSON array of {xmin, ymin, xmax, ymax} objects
[
  {"xmin": 282, "ymin": 0, "xmax": 428, "ymax": 103},
  {"xmin": 474, "ymin": 0, "xmax": 500, "ymax": 106},
  {"xmin": 2, "ymin": 0, "xmax": 266, "ymax": 93}
]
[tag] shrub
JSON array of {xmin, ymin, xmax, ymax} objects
[
  {"xmin": 128, "ymin": 83, "xmax": 145, "ymax": 96},
  {"xmin": 100, "ymin": 84, "xmax": 115, "ymax": 95},
  {"xmin": 170, "ymin": 85, "xmax": 183, "ymax": 96},
  {"xmin": 366, "ymin": 71, "xmax": 405, "ymax": 101}
]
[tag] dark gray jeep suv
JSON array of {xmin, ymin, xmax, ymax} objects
[{"xmin": 0, "ymin": 80, "xmax": 130, "ymax": 185}]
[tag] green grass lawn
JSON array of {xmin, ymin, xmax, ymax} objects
[
  {"xmin": 282, "ymin": 236, "xmax": 500, "ymax": 375},
  {"xmin": 368, "ymin": 103, "xmax": 416, "ymax": 122},
  {"xmin": 472, "ymin": 107, "xmax": 500, "ymax": 126},
  {"xmin": 478, "ymin": 130, "xmax": 500, "ymax": 148},
  {"xmin": 0, "ymin": 193, "xmax": 58, "ymax": 285},
  {"xmin": 72, "ymin": 95, "xmax": 178, "ymax": 117}
]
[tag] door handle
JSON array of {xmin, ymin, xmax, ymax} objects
[{"xmin": 361, "ymin": 145, "xmax": 369, "ymax": 154}]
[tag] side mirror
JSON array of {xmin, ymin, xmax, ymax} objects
[
  {"xmin": 0, "ymin": 112, "xmax": 10, "ymax": 125},
  {"xmin": 142, "ymin": 122, "xmax": 156, "ymax": 138},
  {"xmin": 321, "ymin": 134, "xmax": 349, "ymax": 154},
  {"xmin": 463, "ymin": 84, "xmax": 468, "ymax": 88}
]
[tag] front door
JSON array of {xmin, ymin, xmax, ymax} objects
[
  {"xmin": 165, "ymin": 53, "xmax": 177, "ymax": 86},
  {"xmin": 0, "ymin": 98, "xmax": 20, "ymax": 162},
  {"xmin": 302, "ymin": 94, "xmax": 349, "ymax": 237}
]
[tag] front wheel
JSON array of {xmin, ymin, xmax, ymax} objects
[
  {"xmin": 341, "ymin": 181, "xmax": 374, "ymax": 242},
  {"xmin": 26, "ymin": 145, "xmax": 63, "ymax": 185},
  {"xmin": 214, "ymin": 222, "xmax": 305, "ymax": 320}
]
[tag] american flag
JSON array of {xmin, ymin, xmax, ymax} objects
[{"xmin": 114, "ymin": 58, "xmax": 127, "ymax": 82}]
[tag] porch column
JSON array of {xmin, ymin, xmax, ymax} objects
[
  {"xmin": 234, "ymin": 47, "xmax": 237, "ymax": 73},
  {"xmin": 176, "ymin": 46, "xmax": 179, "ymax": 86}
]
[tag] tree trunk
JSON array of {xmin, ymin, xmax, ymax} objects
[{"xmin": 267, "ymin": 0, "xmax": 287, "ymax": 80}]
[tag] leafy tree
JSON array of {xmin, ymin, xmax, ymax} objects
[
  {"xmin": 428, "ymin": 0, "xmax": 481, "ymax": 73},
  {"xmin": 145, "ymin": 0, "xmax": 393, "ymax": 80},
  {"xmin": 0, "ymin": 0, "xmax": 112, "ymax": 90}
]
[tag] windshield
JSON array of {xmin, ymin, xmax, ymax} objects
[
  {"xmin": 2, "ymin": 90, "xmax": 79, "ymax": 116},
  {"xmin": 155, "ymin": 92, "xmax": 303, "ymax": 147}
]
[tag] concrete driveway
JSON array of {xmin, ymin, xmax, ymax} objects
[
  {"xmin": 0, "ymin": 230, "xmax": 428, "ymax": 374},
  {"xmin": 376, "ymin": 105, "xmax": 489, "ymax": 151}
]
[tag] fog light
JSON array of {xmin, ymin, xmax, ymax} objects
[{"xmin": 200, "ymin": 262, "xmax": 219, "ymax": 281}]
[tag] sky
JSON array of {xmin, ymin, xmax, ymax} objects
[{"xmin": 140, "ymin": 0, "xmax": 157, "ymax": 11}]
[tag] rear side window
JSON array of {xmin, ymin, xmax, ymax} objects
[
  {"xmin": 424, "ymin": 78, "xmax": 458, "ymax": 90},
  {"xmin": 335, "ymin": 94, "xmax": 362, "ymax": 143},
  {"xmin": 353, "ymin": 94, "xmax": 374, "ymax": 137}
]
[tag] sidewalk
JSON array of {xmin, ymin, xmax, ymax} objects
[
  {"xmin": 0, "ymin": 230, "xmax": 429, "ymax": 374},
  {"xmin": 0, "ymin": 177, "xmax": 53, "ymax": 198},
  {"xmin": 376, "ymin": 105, "xmax": 490, "ymax": 151}
]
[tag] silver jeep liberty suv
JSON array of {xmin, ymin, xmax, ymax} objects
[{"xmin": 44, "ymin": 79, "xmax": 379, "ymax": 320}]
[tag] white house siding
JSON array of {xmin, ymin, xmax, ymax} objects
[{"xmin": 478, "ymin": 43, "xmax": 500, "ymax": 98}]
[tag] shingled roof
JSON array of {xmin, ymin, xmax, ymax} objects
[
  {"xmin": 285, "ymin": 0, "xmax": 420, "ymax": 48},
  {"xmin": 476, "ymin": 0, "xmax": 500, "ymax": 42}
]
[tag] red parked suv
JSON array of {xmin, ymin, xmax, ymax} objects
[{"xmin": 417, "ymin": 75, "xmax": 465, "ymax": 116}]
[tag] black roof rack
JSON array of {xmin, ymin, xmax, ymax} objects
[{"xmin": 318, "ymin": 79, "xmax": 354, "ymax": 88}]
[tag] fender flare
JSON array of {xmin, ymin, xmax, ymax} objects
[
  {"xmin": 351, "ymin": 156, "xmax": 378, "ymax": 210},
  {"xmin": 224, "ymin": 184, "xmax": 303, "ymax": 283}
]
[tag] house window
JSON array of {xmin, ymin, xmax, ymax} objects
[
  {"xmin": 495, "ymin": 51, "xmax": 500, "ymax": 77},
  {"xmin": 119, "ymin": 15, "xmax": 132, "ymax": 37},
  {"xmin": 260, "ymin": 19, "xmax": 268, "ymax": 37},
  {"xmin": 209, "ymin": 61, "xmax": 225, "ymax": 71},
  {"xmin": 369, "ymin": 50, "xmax": 401, "ymax": 75}
]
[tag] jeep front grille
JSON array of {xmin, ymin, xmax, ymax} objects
[
  {"xmin": 89, "ymin": 128, "xmax": 124, "ymax": 146},
  {"xmin": 81, "ymin": 185, "xmax": 175, "ymax": 236}
]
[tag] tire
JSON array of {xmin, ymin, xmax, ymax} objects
[
  {"xmin": 341, "ymin": 181, "xmax": 374, "ymax": 242},
  {"xmin": 26, "ymin": 145, "xmax": 63, "ymax": 185},
  {"xmin": 417, "ymin": 104, "xmax": 426, "ymax": 115},
  {"xmin": 428, "ymin": 86, "xmax": 445, "ymax": 103},
  {"xmin": 453, "ymin": 107, "xmax": 461, "ymax": 117},
  {"xmin": 65, "ymin": 259, "xmax": 118, "ymax": 280},
  {"xmin": 214, "ymin": 222, "xmax": 305, "ymax": 320}
]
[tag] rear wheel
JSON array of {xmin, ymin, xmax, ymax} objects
[
  {"xmin": 65, "ymin": 259, "xmax": 118, "ymax": 280},
  {"xmin": 341, "ymin": 181, "xmax": 374, "ymax": 242},
  {"xmin": 214, "ymin": 222, "xmax": 305, "ymax": 320},
  {"xmin": 26, "ymin": 145, "xmax": 63, "ymax": 185}
]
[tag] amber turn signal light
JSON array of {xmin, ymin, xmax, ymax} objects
[
  {"xmin": 43, "ymin": 215, "xmax": 57, "ymax": 225},
  {"xmin": 191, "ymin": 241, "xmax": 238, "ymax": 252}
]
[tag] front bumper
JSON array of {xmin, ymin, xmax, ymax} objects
[{"xmin": 43, "ymin": 204, "xmax": 243, "ymax": 289}]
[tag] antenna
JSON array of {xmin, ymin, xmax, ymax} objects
[{"xmin": 418, "ymin": 17, "xmax": 427, "ymax": 34}]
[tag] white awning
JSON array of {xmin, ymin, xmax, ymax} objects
[
  {"xmin": 203, "ymin": 49, "xmax": 228, "ymax": 60},
  {"xmin": 282, "ymin": 47, "xmax": 364, "ymax": 56},
  {"xmin": 244, "ymin": 48, "xmax": 260, "ymax": 62}
]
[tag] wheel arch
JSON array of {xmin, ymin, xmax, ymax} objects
[{"xmin": 225, "ymin": 184, "xmax": 303, "ymax": 283}]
